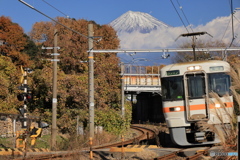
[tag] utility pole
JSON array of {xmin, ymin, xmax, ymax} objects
[
  {"xmin": 192, "ymin": 37, "xmax": 196, "ymax": 61},
  {"xmin": 88, "ymin": 24, "xmax": 95, "ymax": 138},
  {"xmin": 19, "ymin": 0, "xmax": 102, "ymax": 148},
  {"xmin": 51, "ymin": 29, "xmax": 58, "ymax": 150},
  {"xmin": 41, "ymin": 30, "xmax": 60, "ymax": 151},
  {"xmin": 121, "ymin": 63, "xmax": 125, "ymax": 118},
  {"xmin": 238, "ymin": 116, "xmax": 240, "ymax": 158}
]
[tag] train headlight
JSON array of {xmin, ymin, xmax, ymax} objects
[
  {"xmin": 195, "ymin": 65, "xmax": 201, "ymax": 70},
  {"xmin": 187, "ymin": 65, "xmax": 202, "ymax": 71},
  {"xmin": 187, "ymin": 66, "xmax": 194, "ymax": 71},
  {"xmin": 169, "ymin": 107, "xmax": 181, "ymax": 112},
  {"xmin": 215, "ymin": 104, "xmax": 221, "ymax": 108}
]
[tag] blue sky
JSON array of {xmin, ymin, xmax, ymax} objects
[
  {"xmin": 0, "ymin": 0, "xmax": 239, "ymax": 33},
  {"xmin": 1, "ymin": 0, "xmax": 240, "ymax": 66}
]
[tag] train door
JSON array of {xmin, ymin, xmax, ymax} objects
[{"xmin": 184, "ymin": 72, "xmax": 209, "ymax": 121}]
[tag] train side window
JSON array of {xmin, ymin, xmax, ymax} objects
[
  {"xmin": 187, "ymin": 73, "xmax": 205, "ymax": 99},
  {"xmin": 208, "ymin": 73, "xmax": 231, "ymax": 96},
  {"xmin": 161, "ymin": 76, "xmax": 184, "ymax": 100}
]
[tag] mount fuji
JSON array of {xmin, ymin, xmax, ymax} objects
[
  {"xmin": 109, "ymin": 11, "xmax": 170, "ymax": 34},
  {"xmin": 108, "ymin": 11, "xmax": 173, "ymax": 65},
  {"xmin": 108, "ymin": 10, "xmax": 240, "ymax": 66}
]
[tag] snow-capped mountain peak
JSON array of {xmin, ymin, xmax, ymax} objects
[{"xmin": 109, "ymin": 11, "xmax": 170, "ymax": 34}]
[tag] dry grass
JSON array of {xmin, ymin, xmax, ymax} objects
[
  {"xmin": 54, "ymin": 130, "xmax": 119, "ymax": 151},
  {"xmin": 211, "ymin": 64, "xmax": 240, "ymax": 151},
  {"xmin": 132, "ymin": 149, "xmax": 158, "ymax": 159},
  {"xmin": 93, "ymin": 130, "xmax": 119, "ymax": 146}
]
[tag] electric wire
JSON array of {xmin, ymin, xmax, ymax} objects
[
  {"xmin": 170, "ymin": 0, "xmax": 206, "ymax": 60},
  {"xmin": 18, "ymin": 0, "xmax": 97, "ymax": 42},
  {"xmin": 170, "ymin": 0, "xmax": 189, "ymax": 33},
  {"xmin": 176, "ymin": 0, "xmax": 194, "ymax": 32},
  {"xmin": 42, "ymin": 0, "xmax": 69, "ymax": 18},
  {"xmin": 228, "ymin": 0, "xmax": 235, "ymax": 48},
  {"xmin": 234, "ymin": 15, "xmax": 240, "ymax": 24},
  {"xmin": 221, "ymin": 18, "xmax": 231, "ymax": 42},
  {"xmin": 221, "ymin": 1, "xmax": 240, "ymax": 47},
  {"xmin": 124, "ymin": 53, "xmax": 151, "ymax": 75},
  {"xmin": 227, "ymin": 0, "xmax": 237, "ymax": 48},
  {"xmin": 41, "ymin": 0, "xmax": 104, "ymax": 48},
  {"xmin": 233, "ymin": 15, "xmax": 240, "ymax": 46},
  {"xmin": 230, "ymin": 0, "xmax": 235, "ymax": 44},
  {"xmin": 175, "ymin": 0, "xmax": 205, "ymax": 55},
  {"xmin": 223, "ymin": 0, "xmax": 237, "ymax": 60}
]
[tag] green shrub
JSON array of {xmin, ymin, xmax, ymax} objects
[{"xmin": 95, "ymin": 102, "xmax": 132, "ymax": 135}]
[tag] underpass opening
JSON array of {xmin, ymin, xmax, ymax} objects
[{"xmin": 129, "ymin": 92, "xmax": 165, "ymax": 124}]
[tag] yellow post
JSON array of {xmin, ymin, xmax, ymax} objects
[
  {"xmin": 16, "ymin": 131, "xmax": 20, "ymax": 148},
  {"xmin": 89, "ymin": 137, "xmax": 93, "ymax": 160},
  {"xmin": 121, "ymin": 135, "xmax": 124, "ymax": 158},
  {"xmin": 30, "ymin": 137, "xmax": 36, "ymax": 146},
  {"xmin": 16, "ymin": 131, "xmax": 26, "ymax": 148}
]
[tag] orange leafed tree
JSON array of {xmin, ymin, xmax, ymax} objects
[
  {"xmin": 0, "ymin": 16, "xmax": 34, "ymax": 113},
  {"xmin": 29, "ymin": 17, "xmax": 125, "ymax": 133},
  {"xmin": 30, "ymin": 18, "xmax": 120, "ymax": 74},
  {"xmin": 0, "ymin": 16, "xmax": 32, "ymax": 67}
]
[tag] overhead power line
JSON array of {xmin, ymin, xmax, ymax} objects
[
  {"xmin": 19, "ymin": 0, "xmax": 93, "ymax": 41},
  {"xmin": 42, "ymin": 0, "xmax": 70, "ymax": 18},
  {"xmin": 230, "ymin": 0, "xmax": 235, "ymax": 43},
  {"xmin": 234, "ymin": 14, "xmax": 240, "ymax": 24},
  {"xmin": 170, "ymin": 0, "xmax": 189, "ymax": 33},
  {"xmin": 176, "ymin": 0, "xmax": 194, "ymax": 32},
  {"xmin": 221, "ymin": 18, "xmax": 231, "ymax": 42}
]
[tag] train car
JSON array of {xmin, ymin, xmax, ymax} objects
[{"xmin": 160, "ymin": 60, "xmax": 233, "ymax": 146}]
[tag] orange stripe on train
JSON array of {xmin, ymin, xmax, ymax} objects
[{"xmin": 163, "ymin": 102, "xmax": 233, "ymax": 113}]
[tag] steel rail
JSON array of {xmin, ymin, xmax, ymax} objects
[
  {"xmin": 186, "ymin": 147, "xmax": 210, "ymax": 160},
  {"xmin": 9, "ymin": 125, "xmax": 156, "ymax": 159},
  {"xmin": 155, "ymin": 151, "xmax": 181, "ymax": 160},
  {"xmin": 93, "ymin": 125, "xmax": 156, "ymax": 149}
]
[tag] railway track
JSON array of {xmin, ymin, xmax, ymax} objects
[
  {"xmin": 1, "ymin": 124, "xmax": 237, "ymax": 160},
  {"xmin": 1, "ymin": 124, "xmax": 156, "ymax": 160},
  {"xmin": 93, "ymin": 124, "xmax": 156, "ymax": 149}
]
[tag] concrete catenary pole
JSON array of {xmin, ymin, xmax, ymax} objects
[
  {"xmin": 192, "ymin": 36, "xmax": 196, "ymax": 61},
  {"xmin": 88, "ymin": 24, "xmax": 95, "ymax": 138},
  {"xmin": 121, "ymin": 63, "xmax": 125, "ymax": 117},
  {"xmin": 51, "ymin": 29, "xmax": 58, "ymax": 150},
  {"xmin": 238, "ymin": 116, "xmax": 240, "ymax": 157}
]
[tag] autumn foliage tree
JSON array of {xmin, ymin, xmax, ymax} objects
[
  {"xmin": 0, "ymin": 16, "xmax": 33, "ymax": 67},
  {"xmin": 29, "ymin": 17, "xmax": 127, "ymax": 134},
  {"xmin": 0, "ymin": 16, "xmax": 36, "ymax": 113}
]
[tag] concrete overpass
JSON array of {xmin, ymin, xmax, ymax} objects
[{"xmin": 123, "ymin": 73, "xmax": 161, "ymax": 93}]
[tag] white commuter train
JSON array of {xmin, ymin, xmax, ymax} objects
[{"xmin": 160, "ymin": 60, "xmax": 233, "ymax": 146}]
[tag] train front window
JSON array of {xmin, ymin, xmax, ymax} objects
[
  {"xmin": 208, "ymin": 73, "xmax": 231, "ymax": 96},
  {"xmin": 161, "ymin": 76, "xmax": 184, "ymax": 100},
  {"xmin": 187, "ymin": 73, "xmax": 205, "ymax": 99}
]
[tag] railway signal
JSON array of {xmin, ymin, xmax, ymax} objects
[
  {"xmin": 18, "ymin": 107, "xmax": 27, "ymax": 117},
  {"xmin": 17, "ymin": 92, "xmax": 33, "ymax": 102},
  {"xmin": 17, "ymin": 94, "xmax": 25, "ymax": 101},
  {"xmin": 17, "ymin": 66, "xmax": 33, "ymax": 128}
]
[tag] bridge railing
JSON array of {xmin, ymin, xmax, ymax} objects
[
  {"xmin": 121, "ymin": 65, "xmax": 162, "ymax": 92},
  {"xmin": 123, "ymin": 74, "xmax": 160, "ymax": 86}
]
